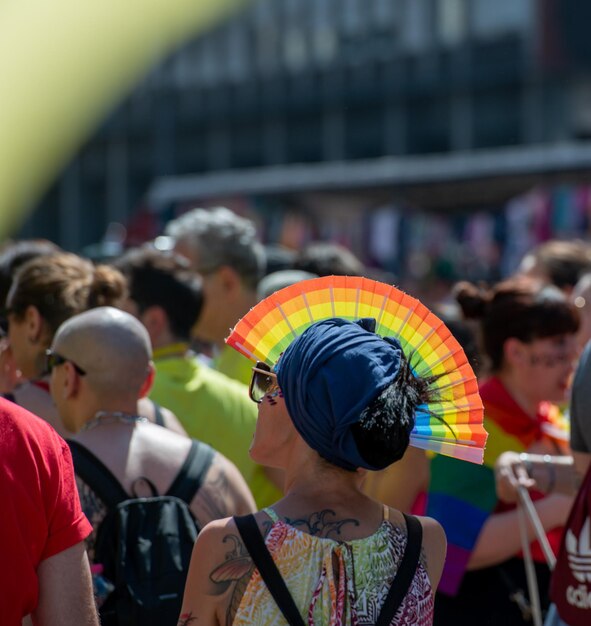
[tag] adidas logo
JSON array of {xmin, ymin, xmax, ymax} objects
[{"xmin": 566, "ymin": 517, "xmax": 591, "ymax": 583}]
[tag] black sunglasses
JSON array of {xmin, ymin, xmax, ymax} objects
[
  {"xmin": 249, "ymin": 361, "xmax": 279, "ymax": 403},
  {"xmin": 45, "ymin": 349, "xmax": 86, "ymax": 376}
]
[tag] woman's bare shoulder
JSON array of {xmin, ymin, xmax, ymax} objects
[
  {"xmin": 414, "ymin": 515, "xmax": 447, "ymax": 590},
  {"xmin": 415, "ymin": 515, "xmax": 446, "ymax": 542},
  {"xmin": 181, "ymin": 516, "xmax": 257, "ymax": 626}
]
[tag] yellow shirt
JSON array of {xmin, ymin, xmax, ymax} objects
[
  {"xmin": 150, "ymin": 345, "xmax": 282, "ymax": 509},
  {"xmin": 213, "ymin": 344, "xmax": 254, "ymax": 387}
]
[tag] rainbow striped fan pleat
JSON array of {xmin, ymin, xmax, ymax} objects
[{"xmin": 227, "ymin": 275, "xmax": 486, "ymax": 464}]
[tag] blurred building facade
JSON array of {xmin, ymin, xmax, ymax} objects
[{"xmin": 21, "ymin": 0, "xmax": 591, "ymax": 281}]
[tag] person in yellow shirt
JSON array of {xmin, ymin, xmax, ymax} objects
[{"xmin": 113, "ymin": 247, "xmax": 282, "ymax": 509}]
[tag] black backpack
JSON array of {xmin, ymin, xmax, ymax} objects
[{"xmin": 68, "ymin": 439, "xmax": 214, "ymax": 626}]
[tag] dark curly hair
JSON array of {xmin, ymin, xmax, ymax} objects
[{"xmin": 351, "ymin": 352, "xmax": 443, "ymax": 470}]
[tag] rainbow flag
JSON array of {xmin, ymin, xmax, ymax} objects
[{"xmin": 426, "ymin": 376, "xmax": 568, "ymax": 595}]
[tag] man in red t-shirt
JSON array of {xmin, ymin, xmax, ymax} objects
[{"xmin": 0, "ymin": 398, "xmax": 97, "ymax": 625}]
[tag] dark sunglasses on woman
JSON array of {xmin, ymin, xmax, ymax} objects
[{"xmin": 249, "ymin": 361, "xmax": 279, "ymax": 403}]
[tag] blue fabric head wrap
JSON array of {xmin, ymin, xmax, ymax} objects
[{"xmin": 275, "ymin": 317, "xmax": 403, "ymax": 471}]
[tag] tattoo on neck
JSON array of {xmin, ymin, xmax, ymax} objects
[{"xmin": 280, "ymin": 509, "xmax": 360, "ymax": 538}]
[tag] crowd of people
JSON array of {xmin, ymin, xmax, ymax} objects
[{"xmin": 1, "ymin": 205, "xmax": 591, "ymax": 626}]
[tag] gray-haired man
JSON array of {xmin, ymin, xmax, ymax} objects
[{"xmin": 165, "ymin": 206, "xmax": 265, "ymax": 386}]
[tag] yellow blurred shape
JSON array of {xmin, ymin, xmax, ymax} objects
[{"xmin": 0, "ymin": 0, "xmax": 247, "ymax": 236}]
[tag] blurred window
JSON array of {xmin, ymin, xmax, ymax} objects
[
  {"xmin": 172, "ymin": 46, "xmax": 197, "ymax": 88},
  {"xmin": 197, "ymin": 37, "xmax": 221, "ymax": 87},
  {"xmin": 342, "ymin": 0, "xmax": 365, "ymax": 36},
  {"xmin": 226, "ymin": 20, "xmax": 251, "ymax": 83},
  {"xmin": 369, "ymin": 0, "xmax": 403, "ymax": 60},
  {"xmin": 311, "ymin": 0, "xmax": 338, "ymax": 67},
  {"xmin": 371, "ymin": 0, "xmax": 399, "ymax": 29},
  {"xmin": 401, "ymin": 0, "xmax": 433, "ymax": 53},
  {"xmin": 437, "ymin": 0, "xmax": 467, "ymax": 47},
  {"xmin": 283, "ymin": 0, "xmax": 309, "ymax": 72},
  {"xmin": 254, "ymin": 0, "xmax": 280, "ymax": 76},
  {"xmin": 473, "ymin": 89, "xmax": 521, "ymax": 148},
  {"xmin": 471, "ymin": 0, "xmax": 532, "ymax": 40}
]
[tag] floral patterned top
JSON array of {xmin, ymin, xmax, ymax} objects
[{"xmin": 232, "ymin": 507, "xmax": 434, "ymax": 626}]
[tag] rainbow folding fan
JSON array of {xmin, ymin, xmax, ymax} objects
[{"xmin": 227, "ymin": 275, "xmax": 487, "ymax": 464}]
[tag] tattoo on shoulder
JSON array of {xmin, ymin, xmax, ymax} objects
[
  {"xmin": 177, "ymin": 613, "xmax": 197, "ymax": 625},
  {"xmin": 208, "ymin": 533, "xmax": 254, "ymax": 626},
  {"xmin": 281, "ymin": 509, "xmax": 360, "ymax": 538},
  {"xmin": 194, "ymin": 456, "xmax": 233, "ymax": 524}
]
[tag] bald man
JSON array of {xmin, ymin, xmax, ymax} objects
[{"xmin": 47, "ymin": 307, "xmax": 256, "ymax": 564}]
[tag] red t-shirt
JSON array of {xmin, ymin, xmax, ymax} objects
[{"xmin": 0, "ymin": 398, "xmax": 92, "ymax": 624}]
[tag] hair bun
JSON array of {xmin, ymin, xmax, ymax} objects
[
  {"xmin": 88, "ymin": 264, "xmax": 127, "ymax": 308},
  {"xmin": 453, "ymin": 281, "xmax": 489, "ymax": 319}
]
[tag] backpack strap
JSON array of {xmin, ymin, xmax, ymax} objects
[
  {"xmin": 151, "ymin": 400, "xmax": 165, "ymax": 427},
  {"xmin": 166, "ymin": 440, "xmax": 215, "ymax": 503},
  {"xmin": 67, "ymin": 440, "xmax": 129, "ymax": 509},
  {"xmin": 234, "ymin": 514, "xmax": 306, "ymax": 626},
  {"xmin": 375, "ymin": 513, "xmax": 423, "ymax": 626}
]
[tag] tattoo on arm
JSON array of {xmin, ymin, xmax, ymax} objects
[
  {"xmin": 208, "ymin": 533, "xmax": 254, "ymax": 626},
  {"xmin": 177, "ymin": 613, "xmax": 197, "ymax": 625},
  {"xmin": 194, "ymin": 457, "xmax": 233, "ymax": 525}
]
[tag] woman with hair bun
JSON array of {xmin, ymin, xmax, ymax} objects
[
  {"xmin": 428, "ymin": 276, "xmax": 579, "ymax": 625},
  {"xmin": 4, "ymin": 252, "xmax": 127, "ymax": 436},
  {"xmin": 180, "ymin": 316, "xmax": 447, "ymax": 626}
]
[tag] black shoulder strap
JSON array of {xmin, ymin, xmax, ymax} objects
[
  {"xmin": 67, "ymin": 440, "xmax": 129, "ymax": 509},
  {"xmin": 234, "ymin": 514, "xmax": 306, "ymax": 626},
  {"xmin": 151, "ymin": 399, "xmax": 165, "ymax": 427},
  {"xmin": 375, "ymin": 513, "xmax": 423, "ymax": 626},
  {"xmin": 166, "ymin": 440, "xmax": 215, "ymax": 503}
]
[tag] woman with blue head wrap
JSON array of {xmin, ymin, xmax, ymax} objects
[
  {"xmin": 180, "ymin": 316, "xmax": 447, "ymax": 626},
  {"xmin": 275, "ymin": 317, "xmax": 407, "ymax": 471}
]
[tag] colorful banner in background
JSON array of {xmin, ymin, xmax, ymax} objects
[{"xmin": 0, "ymin": 0, "xmax": 247, "ymax": 238}]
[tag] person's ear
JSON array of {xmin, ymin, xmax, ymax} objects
[
  {"xmin": 216, "ymin": 265, "xmax": 242, "ymax": 295},
  {"xmin": 62, "ymin": 362, "xmax": 82, "ymax": 399},
  {"xmin": 139, "ymin": 306, "xmax": 168, "ymax": 344},
  {"xmin": 504, "ymin": 337, "xmax": 527, "ymax": 367},
  {"xmin": 138, "ymin": 362, "xmax": 155, "ymax": 398},
  {"xmin": 24, "ymin": 305, "xmax": 44, "ymax": 343}
]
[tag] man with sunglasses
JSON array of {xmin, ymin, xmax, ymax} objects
[
  {"xmin": 46, "ymin": 306, "xmax": 255, "ymax": 522},
  {"xmin": 45, "ymin": 306, "xmax": 256, "ymax": 622}
]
